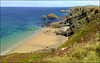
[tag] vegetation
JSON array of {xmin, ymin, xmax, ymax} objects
[
  {"xmin": 48, "ymin": 19, "xmax": 100, "ymax": 62},
  {"xmin": 0, "ymin": 6, "xmax": 100, "ymax": 62},
  {"xmin": 0, "ymin": 52, "xmax": 57, "ymax": 62}
]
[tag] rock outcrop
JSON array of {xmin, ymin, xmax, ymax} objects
[
  {"xmin": 41, "ymin": 15, "xmax": 47, "ymax": 19},
  {"xmin": 65, "ymin": 9, "xmax": 71, "ymax": 12},
  {"xmin": 47, "ymin": 13, "xmax": 57, "ymax": 19},
  {"xmin": 33, "ymin": 47, "xmax": 57, "ymax": 53},
  {"xmin": 60, "ymin": 10, "xmax": 65, "ymax": 13},
  {"xmin": 48, "ymin": 6, "xmax": 100, "ymax": 37},
  {"xmin": 60, "ymin": 9, "xmax": 71, "ymax": 13}
]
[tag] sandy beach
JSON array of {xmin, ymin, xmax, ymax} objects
[{"xmin": 8, "ymin": 27, "xmax": 68, "ymax": 54}]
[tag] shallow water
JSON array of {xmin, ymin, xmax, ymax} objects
[{"xmin": 0, "ymin": 7, "xmax": 71, "ymax": 55}]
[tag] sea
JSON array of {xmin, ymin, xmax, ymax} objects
[{"xmin": 0, "ymin": 7, "xmax": 71, "ymax": 55}]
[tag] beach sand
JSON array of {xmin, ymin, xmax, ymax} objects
[{"xmin": 8, "ymin": 27, "xmax": 68, "ymax": 54}]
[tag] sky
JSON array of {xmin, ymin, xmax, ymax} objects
[
  {"xmin": 1, "ymin": 1, "xmax": 100, "ymax": 7},
  {"xmin": 1, "ymin": 0, "xmax": 99, "ymax": 1}
]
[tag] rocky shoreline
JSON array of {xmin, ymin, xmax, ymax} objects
[
  {"xmin": 37, "ymin": 6, "xmax": 100, "ymax": 53},
  {"xmin": 46, "ymin": 6, "xmax": 100, "ymax": 37}
]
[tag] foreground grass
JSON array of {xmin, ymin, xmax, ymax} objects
[
  {"xmin": 46, "ymin": 19, "xmax": 100, "ymax": 62},
  {"xmin": 0, "ymin": 52, "xmax": 56, "ymax": 62}
]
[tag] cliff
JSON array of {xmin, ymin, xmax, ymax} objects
[{"xmin": 49, "ymin": 6, "xmax": 100, "ymax": 37}]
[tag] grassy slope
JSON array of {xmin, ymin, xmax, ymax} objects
[
  {"xmin": 0, "ymin": 6, "xmax": 100, "ymax": 62},
  {"xmin": 46, "ymin": 19, "xmax": 100, "ymax": 62},
  {"xmin": 0, "ymin": 52, "xmax": 57, "ymax": 62}
]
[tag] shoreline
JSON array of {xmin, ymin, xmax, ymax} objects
[
  {"xmin": 1, "ymin": 27, "xmax": 46, "ymax": 55},
  {"xmin": 4, "ymin": 27, "xmax": 68, "ymax": 55}
]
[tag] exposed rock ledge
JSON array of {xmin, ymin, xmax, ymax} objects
[
  {"xmin": 47, "ymin": 7, "xmax": 100, "ymax": 37},
  {"xmin": 32, "ymin": 47, "xmax": 57, "ymax": 53}
]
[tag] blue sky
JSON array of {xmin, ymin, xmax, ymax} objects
[{"xmin": 1, "ymin": 1, "xmax": 99, "ymax": 7}]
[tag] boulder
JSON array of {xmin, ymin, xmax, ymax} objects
[
  {"xmin": 60, "ymin": 10, "xmax": 65, "ymax": 13},
  {"xmin": 41, "ymin": 15, "xmax": 47, "ymax": 19},
  {"xmin": 47, "ymin": 13, "xmax": 57, "ymax": 19}
]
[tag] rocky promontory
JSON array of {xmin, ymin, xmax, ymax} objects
[{"xmin": 48, "ymin": 6, "xmax": 100, "ymax": 37}]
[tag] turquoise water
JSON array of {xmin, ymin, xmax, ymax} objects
[
  {"xmin": 0, "ymin": 7, "xmax": 70, "ymax": 55},
  {"xmin": 1, "ymin": 26, "xmax": 43, "ymax": 55}
]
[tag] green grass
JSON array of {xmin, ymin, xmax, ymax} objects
[
  {"xmin": 46, "ymin": 19, "xmax": 100, "ymax": 62},
  {"xmin": 0, "ymin": 52, "xmax": 54, "ymax": 62},
  {"xmin": 58, "ymin": 19, "xmax": 100, "ymax": 49}
]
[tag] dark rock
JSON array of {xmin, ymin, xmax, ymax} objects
[
  {"xmin": 69, "ymin": 13, "xmax": 72, "ymax": 16},
  {"xmin": 95, "ymin": 9, "xmax": 99, "ymax": 14},
  {"xmin": 41, "ymin": 7, "xmax": 100, "ymax": 37},
  {"xmin": 50, "ymin": 48, "xmax": 56, "ymax": 52},
  {"xmin": 46, "ymin": 46, "xmax": 49, "ymax": 48},
  {"xmin": 90, "ymin": 8, "xmax": 94, "ymax": 12},
  {"xmin": 33, "ymin": 48, "xmax": 57, "ymax": 53}
]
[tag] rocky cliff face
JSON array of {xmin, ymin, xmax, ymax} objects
[{"xmin": 49, "ymin": 6, "xmax": 100, "ymax": 37}]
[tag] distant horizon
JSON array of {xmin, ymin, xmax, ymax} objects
[
  {"xmin": 1, "ymin": 1, "xmax": 99, "ymax": 7},
  {"xmin": 1, "ymin": 5, "xmax": 99, "ymax": 7}
]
